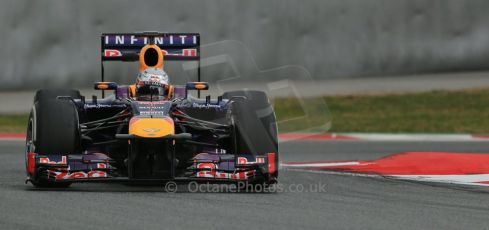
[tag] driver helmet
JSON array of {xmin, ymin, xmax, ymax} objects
[{"xmin": 136, "ymin": 68, "xmax": 169, "ymax": 101}]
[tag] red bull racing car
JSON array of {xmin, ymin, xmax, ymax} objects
[{"xmin": 25, "ymin": 32, "xmax": 278, "ymax": 188}]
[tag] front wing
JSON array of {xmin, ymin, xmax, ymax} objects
[{"xmin": 26, "ymin": 151, "xmax": 277, "ymax": 184}]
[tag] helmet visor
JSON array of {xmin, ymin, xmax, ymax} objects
[{"xmin": 136, "ymin": 85, "xmax": 166, "ymax": 101}]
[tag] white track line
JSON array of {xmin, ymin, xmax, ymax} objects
[
  {"xmin": 283, "ymin": 168, "xmax": 489, "ymax": 187},
  {"xmin": 344, "ymin": 133, "xmax": 485, "ymax": 142},
  {"xmin": 278, "ymin": 133, "xmax": 489, "ymax": 142},
  {"xmin": 390, "ymin": 174, "xmax": 489, "ymax": 184}
]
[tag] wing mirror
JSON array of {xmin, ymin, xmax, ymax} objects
[
  {"xmin": 94, "ymin": 82, "xmax": 118, "ymax": 90},
  {"xmin": 186, "ymin": 82, "xmax": 209, "ymax": 91}
]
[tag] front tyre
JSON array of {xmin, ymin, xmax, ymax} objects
[
  {"xmin": 223, "ymin": 90, "xmax": 279, "ymax": 182},
  {"xmin": 26, "ymin": 91, "xmax": 80, "ymax": 188}
]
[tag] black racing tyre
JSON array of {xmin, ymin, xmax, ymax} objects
[
  {"xmin": 27, "ymin": 92, "xmax": 80, "ymax": 188},
  {"xmin": 33, "ymin": 98, "xmax": 80, "ymax": 155},
  {"xmin": 34, "ymin": 89, "xmax": 81, "ymax": 102},
  {"xmin": 223, "ymin": 90, "xmax": 279, "ymax": 179}
]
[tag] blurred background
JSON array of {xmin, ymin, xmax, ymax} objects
[
  {"xmin": 1, "ymin": 0, "xmax": 489, "ymax": 133},
  {"xmin": 1, "ymin": 0, "xmax": 489, "ymax": 89}
]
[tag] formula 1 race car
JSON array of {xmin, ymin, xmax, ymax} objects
[{"xmin": 25, "ymin": 32, "xmax": 278, "ymax": 188}]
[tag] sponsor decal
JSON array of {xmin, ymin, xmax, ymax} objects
[
  {"xmin": 104, "ymin": 49, "xmax": 122, "ymax": 57},
  {"xmin": 143, "ymin": 128, "xmax": 161, "ymax": 133},
  {"xmin": 182, "ymin": 49, "xmax": 197, "ymax": 57},
  {"xmin": 157, "ymin": 48, "xmax": 198, "ymax": 57},
  {"xmin": 39, "ymin": 156, "xmax": 67, "ymax": 165},
  {"xmin": 104, "ymin": 35, "xmax": 198, "ymax": 46},
  {"xmin": 257, "ymin": 157, "xmax": 266, "ymax": 164},
  {"xmin": 103, "ymin": 48, "xmax": 198, "ymax": 58},
  {"xmin": 166, "ymin": 48, "xmax": 198, "ymax": 57},
  {"xmin": 196, "ymin": 162, "xmax": 216, "ymax": 178},
  {"xmin": 196, "ymin": 163, "xmax": 254, "ymax": 180},
  {"xmin": 47, "ymin": 170, "xmax": 108, "ymax": 181},
  {"xmin": 134, "ymin": 101, "xmax": 171, "ymax": 116},
  {"xmin": 191, "ymin": 103, "xmax": 221, "ymax": 109},
  {"xmin": 136, "ymin": 101, "xmax": 167, "ymax": 105},
  {"xmin": 237, "ymin": 156, "xmax": 266, "ymax": 165},
  {"xmin": 85, "ymin": 104, "xmax": 126, "ymax": 109}
]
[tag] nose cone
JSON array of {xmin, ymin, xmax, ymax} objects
[
  {"xmin": 139, "ymin": 44, "xmax": 164, "ymax": 71},
  {"xmin": 129, "ymin": 117, "xmax": 174, "ymax": 138}
]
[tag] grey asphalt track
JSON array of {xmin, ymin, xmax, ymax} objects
[{"xmin": 1, "ymin": 139, "xmax": 489, "ymax": 230}]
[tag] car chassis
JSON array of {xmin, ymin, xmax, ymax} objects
[{"xmin": 25, "ymin": 32, "xmax": 278, "ymax": 187}]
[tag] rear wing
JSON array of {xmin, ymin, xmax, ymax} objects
[
  {"xmin": 100, "ymin": 32, "xmax": 201, "ymax": 96},
  {"xmin": 101, "ymin": 32, "xmax": 200, "ymax": 61}
]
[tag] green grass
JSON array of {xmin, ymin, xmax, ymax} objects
[
  {"xmin": 274, "ymin": 88, "xmax": 489, "ymax": 134},
  {"xmin": 0, "ymin": 114, "xmax": 28, "ymax": 133},
  {"xmin": 3, "ymin": 88, "xmax": 489, "ymax": 134}
]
